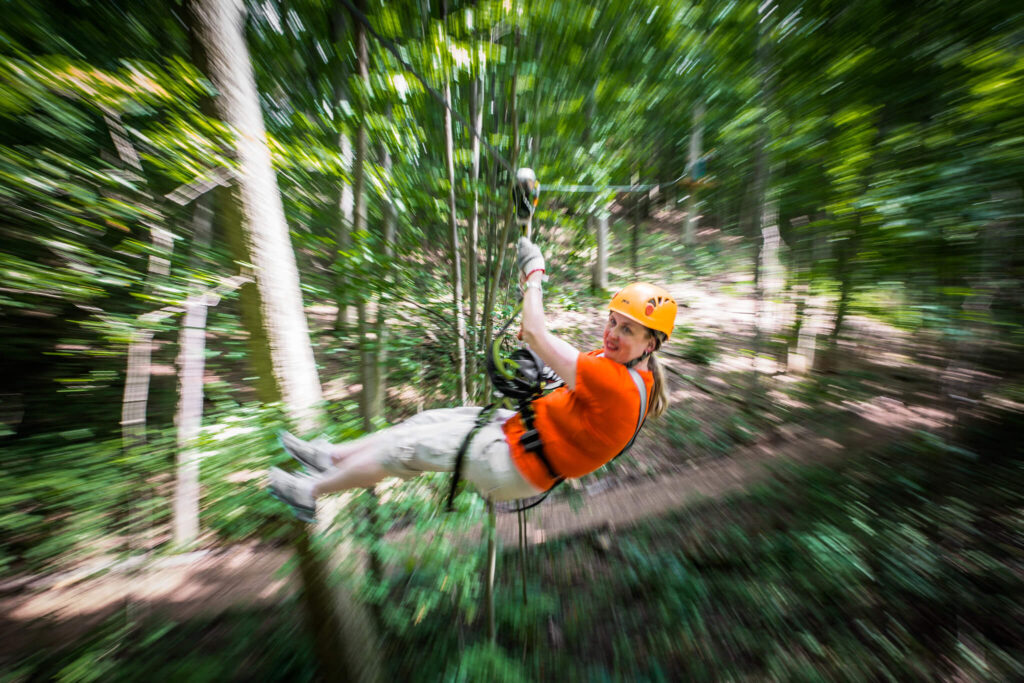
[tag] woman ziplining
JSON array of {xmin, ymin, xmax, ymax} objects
[
  {"xmin": 268, "ymin": 264, "xmax": 678, "ymax": 522},
  {"xmin": 267, "ymin": 171, "xmax": 678, "ymax": 523}
]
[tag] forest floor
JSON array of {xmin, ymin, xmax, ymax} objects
[{"xmin": 0, "ymin": 210, "xmax": 995, "ymax": 659}]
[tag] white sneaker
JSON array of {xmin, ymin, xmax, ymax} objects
[
  {"xmin": 278, "ymin": 431, "xmax": 334, "ymax": 473},
  {"xmin": 267, "ymin": 467, "xmax": 317, "ymax": 523}
]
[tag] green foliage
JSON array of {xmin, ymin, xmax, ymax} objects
[
  {"xmin": 3, "ymin": 0, "xmax": 1024, "ymax": 678},
  {"xmin": 9, "ymin": 605, "xmax": 316, "ymax": 682},
  {"xmin": 0, "ymin": 431, "xmax": 172, "ymax": 575},
  {"xmin": 681, "ymin": 334, "xmax": 718, "ymax": 365},
  {"xmin": 447, "ymin": 643, "xmax": 532, "ymax": 683},
  {"xmin": 197, "ymin": 403, "xmax": 296, "ymax": 543},
  {"xmin": 653, "ymin": 401, "xmax": 754, "ymax": 459}
]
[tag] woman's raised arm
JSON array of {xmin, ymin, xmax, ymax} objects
[{"xmin": 517, "ymin": 238, "xmax": 580, "ymax": 389}]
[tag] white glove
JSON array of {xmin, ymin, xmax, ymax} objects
[{"xmin": 517, "ymin": 237, "xmax": 546, "ymax": 280}]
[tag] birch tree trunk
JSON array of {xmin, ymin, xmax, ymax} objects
[
  {"xmin": 187, "ymin": 2, "xmax": 381, "ymax": 681},
  {"xmin": 331, "ymin": 7, "xmax": 355, "ymax": 333},
  {"xmin": 467, "ymin": 67, "xmax": 484, "ymax": 399},
  {"xmin": 444, "ymin": 77, "xmax": 468, "ymax": 404},
  {"xmin": 172, "ymin": 195, "xmax": 214, "ymax": 547},
  {"xmin": 188, "ymin": 0, "xmax": 322, "ymax": 434},
  {"xmin": 683, "ymin": 101, "xmax": 706, "ymax": 245},
  {"xmin": 591, "ymin": 210, "xmax": 609, "ymax": 291}
]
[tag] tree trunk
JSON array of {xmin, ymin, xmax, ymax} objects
[
  {"xmin": 173, "ymin": 195, "xmax": 214, "ymax": 548},
  {"xmin": 349, "ymin": 5, "xmax": 379, "ymax": 431},
  {"xmin": 631, "ymin": 170, "xmax": 640, "ymax": 278},
  {"xmin": 331, "ymin": 8, "xmax": 355, "ymax": 333},
  {"xmin": 188, "ymin": 0, "xmax": 323, "ymax": 433},
  {"xmin": 375, "ymin": 138, "xmax": 395, "ymax": 408},
  {"xmin": 187, "ymin": 2, "xmax": 380, "ymax": 681},
  {"xmin": 591, "ymin": 209, "xmax": 609, "ymax": 291},
  {"xmin": 683, "ymin": 101, "xmax": 705, "ymax": 245},
  {"xmin": 827, "ymin": 230, "xmax": 858, "ymax": 369},
  {"xmin": 795, "ymin": 288, "xmax": 825, "ymax": 375},
  {"xmin": 746, "ymin": 1, "xmax": 777, "ymax": 406},
  {"xmin": 467, "ymin": 67, "xmax": 484, "ymax": 399},
  {"xmin": 759, "ymin": 204, "xmax": 782, "ymax": 337},
  {"xmin": 483, "ymin": 52, "xmax": 519, "ymax": 362},
  {"xmin": 444, "ymin": 78, "xmax": 468, "ymax": 404}
]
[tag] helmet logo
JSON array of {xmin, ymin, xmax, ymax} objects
[{"xmin": 645, "ymin": 303, "xmax": 655, "ymax": 316}]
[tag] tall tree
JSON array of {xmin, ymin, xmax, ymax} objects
[
  {"xmin": 442, "ymin": 5, "xmax": 468, "ymax": 404},
  {"xmin": 683, "ymin": 101, "xmax": 705, "ymax": 245},
  {"xmin": 187, "ymin": 0, "xmax": 323, "ymax": 433},
  {"xmin": 467, "ymin": 51, "xmax": 485, "ymax": 398},
  {"xmin": 348, "ymin": 0, "xmax": 382, "ymax": 430},
  {"xmin": 330, "ymin": 7, "xmax": 356, "ymax": 334}
]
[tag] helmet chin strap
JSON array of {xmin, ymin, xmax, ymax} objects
[
  {"xmin": 626, "ymin": 336, "xmax": 662, "ymax": 368},
  {"xmin": 625, "ymin": 351, "xmax": 651, "ymax": 369}
]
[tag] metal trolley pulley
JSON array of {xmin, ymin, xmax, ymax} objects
[{"xmin": 512, "ymin": 167, "xmax": 540, "ymax": 228}]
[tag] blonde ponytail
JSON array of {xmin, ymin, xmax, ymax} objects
[{"xmin": 647, "ymin": 353, "xmax": 669, "ymax": 419}]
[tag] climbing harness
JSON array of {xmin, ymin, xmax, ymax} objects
[
  {"xmin": 447, "ymin": 299, "xmax": 652, "ymax": 512},
  {"xmin": 446, "ymin": 347, "xmax": 649, "ymax": 512},
  {"xmin": 485, "ymin": 301, "xmax": 563, "ymax": 402},
  {"xmin": 446, "ymin": 294, "xmax": 564, "ymax": 512},
  {"xmin": 447, "ymin": 170, "xmax": 657, "ymax": 513},
  {"xmin": 501, "ymin": 357, "xmax": 649, "ymax": 513}
]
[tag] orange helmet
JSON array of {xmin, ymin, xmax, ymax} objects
[{"xmin": 609, "ymin": 283, "xmax": 677, "ymax": 341}]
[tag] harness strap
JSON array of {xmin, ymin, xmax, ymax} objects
[
  {"xmin": 518, "ymin": 398, "xmax": 562, "ymax": 482},
  {"xmin": 508, "ymin": 365, "xmax": 649, "ymax": 512},
  {"xmin": 446, "ymin": 403, "xmax": 498, "ymax": 511},
  {"xmin": 620, "ymin": 367, "xmax": 649, "ymax": 453}
]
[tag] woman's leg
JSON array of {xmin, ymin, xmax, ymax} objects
[
  {"xmin": 312, "ymin": 451, "xmax": 390, "ymax": 495},
  {"xmin": 312, "ymin": 408, "xmax": 483, "ymax": 468},
  {"xmin": 268, "ymin": 450, "xmax": 390, "ymax": 523},
  {"xmin": 325, "ymin": 431, "xmax": 392, "ymax": 466},
  {"xmin": 270, "ymin": 407, "xmax": 489, "ymax": 520}
]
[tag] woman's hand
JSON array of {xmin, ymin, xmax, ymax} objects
[{"xmin": 517, "ymin": 237, "xmax": 546, "ymax": 281}]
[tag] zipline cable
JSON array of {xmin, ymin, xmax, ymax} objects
[{"xmin": 543, "ymin": 175, "xmax": 690, "ymax": 193}]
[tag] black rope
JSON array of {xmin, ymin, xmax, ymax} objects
[
  {"xmin": 446, "ymin": 404, "xmax": 498, "ymax": 511},
  {"xmin": 518, "ymin": 507, "xmax": 528, "ymax": 605}
]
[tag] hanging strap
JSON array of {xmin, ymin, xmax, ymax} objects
[
  {"xmin": 620, "ymin": 367, "xmax": 649, "ymax": 455},
  {"xmin": 446, "ymin": 403, "xmax": 498, "ymax": 512},
  {"xmin": 518, "ymin": 397, "xmax": 562, "ymax": 482}
]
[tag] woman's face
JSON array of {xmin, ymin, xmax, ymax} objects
[{"xmin": 602, "ymin": 311, "xmax": 655, "ymax": 365}]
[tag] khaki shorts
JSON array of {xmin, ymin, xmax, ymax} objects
[{"xmin": 376, "ymin": 406, "xmax": 544, "ymax": 502}]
